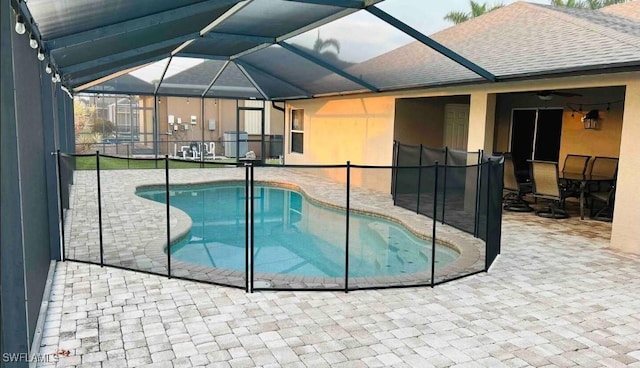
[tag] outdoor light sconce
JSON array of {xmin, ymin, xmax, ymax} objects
[{"xmin": 582, "ymin": 109, "xmax": 599, "ymax": 130}]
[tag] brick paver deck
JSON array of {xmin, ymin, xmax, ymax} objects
[{"xmin": 37, "ymin": 168, "xmax": 640, "ymax": 367}]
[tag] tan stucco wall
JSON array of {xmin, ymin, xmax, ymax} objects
[
  {"xmin": 284, "ymin": 97, "xmax": 396, "ymax": 193},
  {"xmin": 611, "ymin": 80, "xmax": 640, "ymax": 254},
  {"xmin": 285, "ymin": 97, "xmax": 396, "ymax": 166},
  {"xmin": 494, "ymin": 86, "xmax": 625, "ymax": 167},
  {"xmin": 468, "ymin": 92, "xmax": 496, "ymax": 153},
  {"xmin": 393, "ymin": 96, "xmax": 470, "ymax": 147}
]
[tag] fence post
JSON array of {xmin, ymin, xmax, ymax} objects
[
  {"xmin": 473, "ymin": 150, "xmax": 483, "ymax": 237},
  {"xmin": 250, "ymin": 162, "xmax": 255, "ymax": 293},
  {"xmin": 165, "ymin": 155, "xmax": 171, "ymax": 279},
  {"xmin": 345, "ymin": 161, "xmax": 351, "ymax": 293},
  {"xmin": 431, "ymin": 161, "xmax": 439, "ymax": 288},
  {"xmin": 56, "ymin": 150, "xmax": 65, "ymax": 261},
  {"xmin": 245, "ymin": 163, "xmax": 250, "ymax": 293},
  {"xmin": 416, "ymin": 144, "xmax": 423, "ymax": 214},
  {"xmin": 96, "ymin": 151, "xmax": 104, "ymax": 267},
  {"xmin": 393, "ymin": 143, "xmax": 400, "ymax": 206},
  {"xmin": 127, "ymin": 145, "xmax": 130, "ymax": 169},
  {"xmin": 485, "ymin": 158, "xmax": 492, "ymax": 271},
  {"xmin": 441, "ymin": 147, "xmax": 448, "ymax": 224},
  {"xmin": 391, "ymin": 140, "xmax": 397, "ymax": 197}
]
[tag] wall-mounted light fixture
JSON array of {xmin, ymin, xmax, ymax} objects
[{"xmin": 582, "ymin": 109, "xmax": 599, "ymax": 130}]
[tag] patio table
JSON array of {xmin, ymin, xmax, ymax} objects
[{"xmin": 559, "ymin": 173, "xmax": 616, "ymax": 220}]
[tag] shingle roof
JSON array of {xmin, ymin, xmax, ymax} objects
[
  {"xmin": 600, "ymin": 1, "xmax": 640, "ymax": 21},
  {"xmin": 352, "ymin": 1, "xmax": 640, "ymax": 89}
]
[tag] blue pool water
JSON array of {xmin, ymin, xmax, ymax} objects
[{"xmin": 137, "ymin": 184, "xmax": 459, "ymax": 278}]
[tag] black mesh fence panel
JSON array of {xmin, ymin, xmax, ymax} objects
[
  {"xmin": 416, "ymin": 165, "xmax": 437, "ymax": 219},
  {"xmin": 485, "ymin": 157, "xmax": 504, "ymax": 269},
  {"xmin": 422, "ymin": 146, "xmax": 446, "ymax": 165},
  {"xmin": 394, "ymin": 144, "xmax": 421, "ymax": 212},
  {"xmin": 61, "ymin": 153, "xmax": 101, "ymax": 264},
  {"xmin": 166, "ymin": 160, "xmax": 247, "ymax": 289},
  {"xmin": 439, "ymin": 165, "xmax": 480, "ymax": 235},
  {"xmin": 99, "ymin": 155, "xmax": 168, "ymax": 275},
  {"xmin": 58, "ymin": 144, "xmax": 503, "ymax": 292},
  {"xmin": 350, "ymin": 166, "xmax": 435, "ymax": 289},
  {"xmin": 477, "ymin": 163, "xmax": 489, "ymax": 242},
  {"xmin": 252, "ymin": 165, "xmax": 346, "ymax": 291}
]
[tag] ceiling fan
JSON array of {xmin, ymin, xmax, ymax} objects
[{"xmin": 534, "ymin": 90, "xmax": 582, "ymax": 100}]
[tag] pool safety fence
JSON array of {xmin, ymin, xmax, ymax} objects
[{"xmin": 57, "ymin": 149, "xmax": 503, "ymax": 292}]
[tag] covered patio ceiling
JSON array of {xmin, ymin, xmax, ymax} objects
[{"xmin": 11, "ymin": 0, "xmax": 495, "ymax": 100}]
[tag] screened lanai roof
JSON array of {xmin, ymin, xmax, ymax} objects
[
  {"xmin": 16, "ymin": 1, "xmax": 640, "ymax": 100},
  {"xmin": 12, "ymin": 0, "xmax": 496, "ymax": 100}
]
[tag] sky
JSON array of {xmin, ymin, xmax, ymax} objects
[
  {"xmin": 378, "ymin": 0, "xmax": 550, "ymax": 37},
  {"xmin": 131, "ymin": 0, "xmax": 553, "ymax": 83},
  {"xmin": 289, "ymin": 0, "xmax": 552, "ymax": 63}
]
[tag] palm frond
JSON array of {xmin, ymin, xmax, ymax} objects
[
  {"xmin": 444, "ymin": 11, "xmax": 470, "ymax": 24},
  {"xmin": 470, "ymin": 0, "xmax": 488, "ymax": 17}
]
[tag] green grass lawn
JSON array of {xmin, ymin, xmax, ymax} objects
[{"xmin": 72, "ymin": 156, "xmax": 238, "ymax": 170}]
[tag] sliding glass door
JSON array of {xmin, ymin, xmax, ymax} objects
[{"xmin": 510, "ymin": 108, "xmax": 563, "ymax": 180}]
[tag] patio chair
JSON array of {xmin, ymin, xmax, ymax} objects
[
  {"xmin": 587, "ymin": 156, "xmax": 618, "ymax": 192},
  {"xmin": 589, "ymin": 185, "xmax": 615, "ymax": 222},
  {"xmin": 529, "ymin": 160, "xmax": 571, "ymax": 219},
  {"xmin": 503, "ymin": 154, "xmax": 533, "ymax": 212},
  {"xmin": 560, "ymin": 154, "xmax": 591, "ymax": 197},
  {"xmin": 562, "ymin": 154, "xmax": 591, "ymax": 175}
]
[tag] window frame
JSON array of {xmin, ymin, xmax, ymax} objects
[{"xmin": 290, "ymin": 109, "xmax": 304, "ymax": 154}]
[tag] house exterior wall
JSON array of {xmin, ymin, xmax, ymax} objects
[
  {"xmin": 284, "ymin": 71, "xmax": 640, "ymax": 253},
  {"xmin": 494, "ymin": 86, "xmax": 625, "ymax": 167},
  {"xmin": 284, "ymin": 96, "xmax": 396, "ymax": 193},
  {"xmin": 393, "ymin": 96, "xmax": 470, "ymax": 147},
  {"xmin": 611, "ymin": 80, "xmax": 640, "ymax": 254}
]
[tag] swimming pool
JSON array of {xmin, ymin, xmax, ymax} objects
[{"xmin": 137, "ymin": 183, "xmax": 459, "ymax": 278}]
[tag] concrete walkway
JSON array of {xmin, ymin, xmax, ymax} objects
[{"xmin": 36, "ymin": 206, "xmax": 640, "ymax": 368}]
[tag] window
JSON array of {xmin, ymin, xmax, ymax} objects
[{"xmin": 290, "ymin": 109, "xmax": 304, "ymax": 154}]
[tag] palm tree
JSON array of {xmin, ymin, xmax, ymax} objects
[
  {"xmin": 550, "ymin": 0, "xmax": 587, "ymax": 8},
  {"xmin": 444, "ymin": 1, "xmax": 504, "ymax": 24},
  {"xmin": 550, "ymin": 0, "xmax": 629, "ymax": 9},
  {"xmin": 313, "ymin": 30, "xmax": 340, "ymax": 56}
]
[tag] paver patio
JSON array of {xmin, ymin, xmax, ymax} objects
[{"xmin": 36, "ymin": 195, "xmax": 640, "ymax": 367}]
